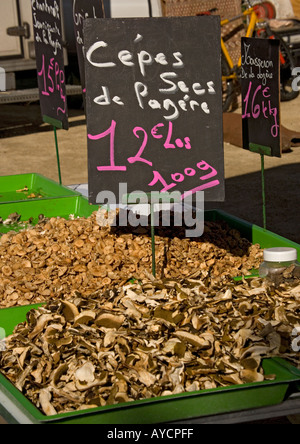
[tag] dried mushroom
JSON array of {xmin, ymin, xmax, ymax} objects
[
  {"xmin": 0, "ymin": 275, "xmax": 299, "ymax": 416},
  {"xmin": 0, "ymin": 211, "xmax": 263, "ymax": 308}
]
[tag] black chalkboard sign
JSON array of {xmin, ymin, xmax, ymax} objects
[
  {"xmin": 84, "ymin": 17, "xmax": 224, "ymax": 204},
  {"xmin": 73, "ymin": 0, "xmax": 104, "ymax": 95},
  {"xmin": 241, "ymin": 37, "xmax": 281, "ymax": 157},
  {"xmin": 31, "ymin": 0, "xmax": 68, "ymax": 130}
]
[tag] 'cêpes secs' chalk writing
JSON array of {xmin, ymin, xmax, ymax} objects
[{"xmin": 86, "ymin": 34, "xmax": 216, "ymax": 121}]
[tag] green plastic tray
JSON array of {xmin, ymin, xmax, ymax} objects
[
  {"xmin": 205, "ymin": 209, "xmax": 300, "ymax": 261},
  {"xmin": 0, "ymin": 314, "xmax": 299, "ymax": 424},
  {"xmin": 0, "ymin": 304, "xmax": 300, "ymax": 424},
  {"xmin": 0, "ymin": 195, "xmax": 98, "ymax": 234},
  {"xmin": 0, "ymin": 207, "xmax": 300, "ymax": 423},
  {"xmin": 0, "ymin": 174, "xmax": 80, "ymax": 204}
]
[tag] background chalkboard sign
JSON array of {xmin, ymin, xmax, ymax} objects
[
  {"xmin": 241, "ymin": 37, "xmax": 281, "ymax": 157},
  {"xmin": 32, "ymin": 0, "xmax": 68, "ymax": 130},
  {"xmin": 73, "ymin": 0, "xmax": 104, "ymax": 95},
  {"xmin": 84, "ymin": 17, "xmax": 224, "ymax": 204}
]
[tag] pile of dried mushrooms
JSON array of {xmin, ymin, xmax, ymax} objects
[
  {"xmin": 0, "ymin": 275, "xmax": 299, "ymax": 416},
  {"xmin": 0, "ymin": 212, "xmax": 262, "ymax": 308},
  {"xmin": 0, "ymin": 211, "xmax": 299, "ymax": 416}
]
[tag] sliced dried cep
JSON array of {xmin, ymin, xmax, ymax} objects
[
  {"xmin": 174, "ymin": 331, "xmax": 211, "ymax": 349},
  {"xmin": 62, "ymin": 301, "xmax": 79, "ymax": 322},
  {"xmin": 39, "ymin": 389, "xmax": 57, "ymax": 416},
  {"xmin": 75, "ymin": 362, "xmax": 95, "ymax": 384},
  {"xmin": 153, "ymin": 306, "xmax": 184, "ymax": 325},
  {"xmin": 240, "ymin": 369, "xmax": 264, "ymax": 383},
  {"xmin": 52, "ymin": 363, "xmax": 69, "ymax": 387},
  {"xmin": 28, "ymin": 314, "xmax": 54, "ymax": 339},
  {"xmin": 136, "ymin": 369, "xmax": 156, "ymax": 387},
  {"xmin": 74, "ymin": 310, "xmax": 96, "ymax": 326},
  {"xmin": 1, "ymin": 266, "xmax": 13, "ymax": 277},
  {"xmin": 95, "ymin": 313, "xmax": 125, "ymax": 329}
]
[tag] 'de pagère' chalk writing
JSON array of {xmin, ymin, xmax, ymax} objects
[
  {"xmin": 73, "ymin": 0, "xmax": 104, "ymax": 95},
  {"xmin": 241, "ymin": 37, "xmax": 281, "ymax": 157},
  {"xmin": 84, "ymin": 17, "xmax": 225, "ymax": 204},
  {"xmin": 31, "ymin": 0, "xmax": 68, "ymax": 129}
]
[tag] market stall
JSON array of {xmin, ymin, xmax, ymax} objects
[{"xmin": 0, "ymin": 0, "xmax": 299, "ymax": 425}]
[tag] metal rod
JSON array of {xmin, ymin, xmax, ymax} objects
[
  {"xmin": 150, "ymin": 203, "xmax": 156, "ymax": 278},
  {"xmin": 53, "ymin": 126, "xmax": 62, "ymax": 185},
  {"xmin": 147, "ymin": 0, "xmax": 153, "ymax": 17},
  {"xmin": 261, "ymin": 154, "xmax": 267, "ymax": 230}
]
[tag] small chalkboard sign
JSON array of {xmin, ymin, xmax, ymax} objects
[
  {"xmin": 84, "ymin": 17, "xmax": 225, "ymax": 205},
  {"xmin": 73, "ymin": 0, "xmax": 104, "ymax": 95},
  {"xmin": 241, "ymin": 37, "xmax": 281, "ymax": 157},
  {"xmin": 31, "ymin": 0, "xmax": 68, "ymax": 130}
]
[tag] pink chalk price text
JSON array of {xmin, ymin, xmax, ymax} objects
[
  {"xmin": 88, "ymin": 120, "xmax": 220, "ymax": 199},
  {"xmin": 38, "ymin": 54, "xmax": 67, "ymax": 115},
  {"xmin": 242, "ymin": 82, "xmax": 279, "ymax": 138}
]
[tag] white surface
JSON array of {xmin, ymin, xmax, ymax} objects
[
  {"xmin": 0, "ymin": 0, "xmax": 22, "ymax": 58},
  {"xmin": 110, "ymin": 0, "xmax": 149, "ymax": 17},
  {"xmin": 0, "ymin": 389, "xmax": 34, "ymax": 424},
  {"xmin": 108, "ymin": 0, "xmax": 162, "ymax": 17},
  {"xmin": 271, "ymin": 0, "xmax": 295, "ymax": 18}
]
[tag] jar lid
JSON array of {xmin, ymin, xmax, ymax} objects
[{"xmin": 263, "ymin": 247, "xmax": 298, "ymax": 262}]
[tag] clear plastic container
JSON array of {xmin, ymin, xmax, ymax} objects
[{"xmin": 259, "ymin": 247, "xmax": 300, "ymax": 285}]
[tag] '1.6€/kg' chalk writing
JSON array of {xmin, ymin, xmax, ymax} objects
[
  {"xmin": 38, "ymin": 54, "xmax": 66, "ymax": 115},
  {"xmin": 242, "ymin": 81, "xmax": 279, "ymax": 138},
  {"xmin": 88, "ymin": 120, "xmax": 220, "ymax": 198}
]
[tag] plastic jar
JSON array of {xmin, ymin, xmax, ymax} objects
[{"xmin": 259, "ymin": 247, "xmax": 300, "ymax": 285}]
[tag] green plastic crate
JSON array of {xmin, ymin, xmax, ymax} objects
[
  {"xmin": 0, "ymin": 207, "xmax": 300, "ymax": 423},
  {"xmin": 0, "ymin": 174, "xmax": 80, "ymax": 204},
  {"xmin": 205, "ymin": 210, "xmax": 300, "ymax": 261},
  {"xmin": 0, "ymin": 304, "xmax": 299, "ymax": 425},
  {"xmin": 0, "ymin": 304, "xmax": 299, "ymax": 424},
  {"xmin": 0, "ymin": 195, "xmax": 99, "ymax": 234}
]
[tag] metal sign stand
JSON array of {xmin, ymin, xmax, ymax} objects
[
  {"xmin": 123, "ymin": 192, "xmax": 181, "ymax": 278},
  {"xmin": 43, "ymin": 115, "xmax": 63, "ymax": 185},
  {"xmin": 249, "ymin": 143, "xmax": 272, "ymax": 230}
]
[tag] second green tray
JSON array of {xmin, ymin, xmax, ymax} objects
[{"xmin": 0, "ymin": 173, "xmax": 80, "ymax": 204}]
